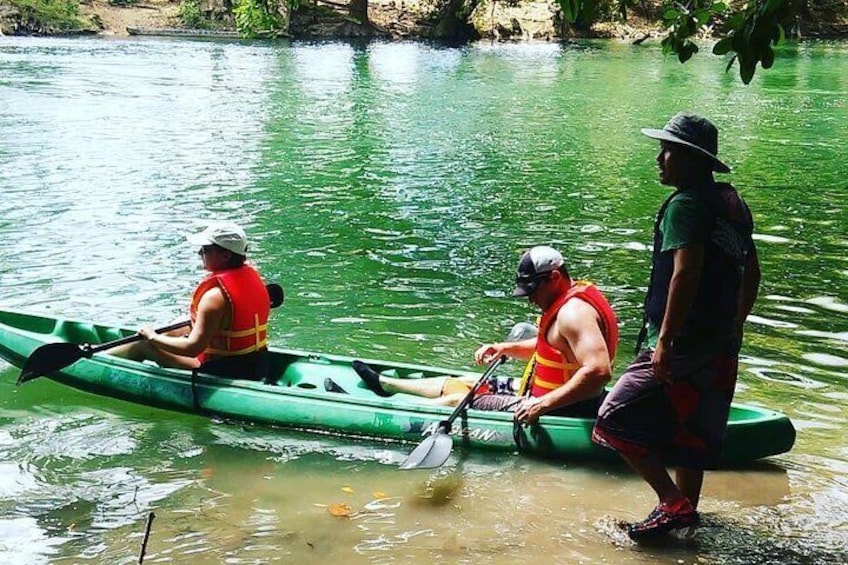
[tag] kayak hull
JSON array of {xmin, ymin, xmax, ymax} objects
[{"xmin": 0, "ymin": 309, "xmax": 796, "ymax": 465}]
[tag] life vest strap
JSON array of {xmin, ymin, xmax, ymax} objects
[
  {"xmin": 533, "ymin": 356, "xmax": 580, "ymax": 371},
  {"xmin": 205, "ymin": 340, "xmax": 268, "ymax": 357},
  {"xmin": 531, "ymin": 376, "xmax": 568, "ymax": 391},
  {"xmin": 517, "ymin": 353, "xmax": 537, "ymax": 397},
  {"xmin": 219, "ymin": 323, "xmax": 268, "ymax": 339}
]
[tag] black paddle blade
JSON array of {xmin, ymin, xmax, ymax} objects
[
  {"xmin": 399, "ymin": 431, "xmax": 453, "ymax": 470},
  {"xmin": 267, "ymin": 284, "xmax": 284, "ymax": 308},
  {"xmin": 16, "ymin": 342, "xmax": 88, "ymax": 386}
]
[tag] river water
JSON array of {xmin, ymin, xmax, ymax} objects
[{"xmin": 0, "ymin": 36, "xmax": 846, "ymax": 564}]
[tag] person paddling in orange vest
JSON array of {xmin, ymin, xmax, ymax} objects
[
  {"xmin": 110, "ymin": 222, "xmax": 271, "ymax": 380},
  {"xmin": 354, "ymin": 246, "xmax": 618, "ymax": 421}
]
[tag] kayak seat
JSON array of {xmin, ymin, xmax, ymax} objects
[
  {"xmin": 274, "ymin": 358, "xmax": 370, "ymax": 397},
  {"xmin": 54, "ymin": 320, "xmax": 124, "ymax": 346}
]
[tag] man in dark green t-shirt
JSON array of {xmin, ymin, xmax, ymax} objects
[{"xmin": 592, "ymin": 112, "xmax": 761, "ymax": 542}]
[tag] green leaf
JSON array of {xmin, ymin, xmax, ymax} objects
[
  {"xmin": 762, "ymin": 45, "xmax": 775, "ymax": 69},
  {"xmin": 661, "ymin": 35, "xmax": 674, "ymax": 56},
  {"xmin": 712, "ymin": 2, "xmax": 727, "ymax": 12},
  {"xmin": 726, "ymin": 13, "xmax": 745, "ymax": 29},
  {"xmin": 695, "ymin": 9, "xmax": 710, "ymax": 26},
  {"xmin": 774, "ymin": 23, "xmax": 785, "ymax": 44},
  {"xmin": 677, "ymin": 42, "xmax": 699, "ymax": 63},
  {"xmin": 725, "ymin": 54, "xmax": 738, "ymax": 73},
  {"xmin": 713, "ymin": 37, "xmax": 733, "ymax": 55},
  {"xmin": 731, "ymin": 30, "xmax": 744, "ymax": 51},
  {"xmin": 663, "ymin": 9, "xmax": 680, "ymax": 20},
  {"xmin": 740, "ymin": 60, "xmax": 756, "ymax": 84},
  {"xmin": 764, "ymin": 0, "xmax": 783, "ymax": 15},
  {"xmin": 561, "ymin": 0, "xmax": 578, "ymax": 22}
]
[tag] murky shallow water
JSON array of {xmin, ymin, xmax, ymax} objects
[{"xmin": 0, "ymin": 36, "xmax": 846, "ymax": 563}]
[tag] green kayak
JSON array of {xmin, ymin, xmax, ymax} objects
[{"xmin": 0, "ymin": 309, "xmax": 796, "ymax": 465}]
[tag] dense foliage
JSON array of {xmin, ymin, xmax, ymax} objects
[
  {"xmin": 179, "ymin": 0, "xmax": 210, "ymax": 28},
  {"xmin": 560, "ymin": 0, "xmax": 800, "ymax": 83},
  {"xmin": 233, "ymin": 0, "xmax": 289, "ymax": 36},
  {"xmin": 8, "ymin": 0, "xmax": 85, "ymax": 31}
]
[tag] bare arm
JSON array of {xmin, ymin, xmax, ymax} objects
[
  {"xmin": 653, "ymin": 245, "xmax": 703, "ymax": 382},
  {"xmin": 474, "ymin": 337, "xmax": 537, "ymax": 365},
  {"xmin": 514, "ymin": 300, "xmax": 612, "ymax": 424},
  {"xmin": 140, "ymin": 287, "xmax": 228, "ymax": 357}
]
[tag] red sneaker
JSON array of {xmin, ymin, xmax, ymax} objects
[{"xmin": 627, "ymin": 499, "xmax": 699, "ymax": 541}]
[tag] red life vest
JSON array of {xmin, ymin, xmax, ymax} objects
[
  {"xmin": 527, "ymin": 282, "xmax": 619, "ymax": 398},
  {"xmin": 190, "ymin": 264, "xmax": 270, "ymax": 364}
]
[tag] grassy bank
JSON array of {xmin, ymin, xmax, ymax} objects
[{"xmin": 4, "ymin": 0, "xmax": 90, "ymax": 33}]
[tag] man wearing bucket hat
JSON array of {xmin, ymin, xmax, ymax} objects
[
  {"xmin": 592, "ymin": 112, "xmax": 761, "ymax": 541},
  {"xmin": 111, "ymin": 221, "xmax": 271, "ymax": 380},
  {"xmin": 353, "ymin": 245, "xmax": 619, "ymax": 423}
]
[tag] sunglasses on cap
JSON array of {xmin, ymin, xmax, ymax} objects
[{"xmin": 514, "ymin": 271, "xmax": 553, "ymax": 296}]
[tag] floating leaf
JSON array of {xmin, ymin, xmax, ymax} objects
[
  {"xmin": 341, "ymin": 486, "xmax": 354, "ymax": 494},
  {"xmin": 373, "ymin": 491, "xmax": 388, "ymax": 499},
  {"xmin": 327, "ymin": 503, "xmax": 354, "ymax": 517},
  {"xmin": 313, "ymin": 503, "xmax": 327, "ymax": 508}
]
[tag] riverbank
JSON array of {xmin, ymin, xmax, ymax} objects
[
  {"xmin": 3, "ymin": 0, "xmax": 844, "ymax": 41},
  {"xmin": 86, "ymin": 0, "xmax": 180, "ymax": 37}
]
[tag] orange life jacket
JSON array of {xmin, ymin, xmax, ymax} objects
[
  {"xmin": 190, "ymin": 264, "xmax": 270, "ymax": 364},
  {"xmin": 525, "ymin": 282, "xmax": 618, "ymax": 398}
]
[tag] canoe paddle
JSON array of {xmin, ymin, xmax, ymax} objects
[
  {"xmin": 399, "ymin": 322, "xmax": 539, "ymax": 470},
  {"xmin": 16, "ymin": 283, "xmax": 284, "ymax": 386}
]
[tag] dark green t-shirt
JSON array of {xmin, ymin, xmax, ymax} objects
[{"xmin": 646, "ymin": 191, "xmax": 721, "ymax": 351}]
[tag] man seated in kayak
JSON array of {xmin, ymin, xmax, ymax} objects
[
  {"xmin": 355, "ymin": 245, "xmax": 618, "ymax": 422},
  {"xmin": 109, "ymin": 222, "xmax": 271, "ymax": 380}
]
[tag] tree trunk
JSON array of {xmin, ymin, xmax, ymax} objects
[{"xmin": 348, "ymin": 0, "xmax": 368, "ymax": 25}]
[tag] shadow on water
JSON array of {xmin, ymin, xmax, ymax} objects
[{"xmin": 613, "ymin": 511, "xmax": 848, "ymax": 565}]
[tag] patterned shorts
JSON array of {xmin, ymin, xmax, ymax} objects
[
  {"xmin": 471, "ymin": 391, "xmax": 607, "ymax": 419},
  {"xmin": 591, "ymin": 348, "xmax": 738, "ymax": 469}
]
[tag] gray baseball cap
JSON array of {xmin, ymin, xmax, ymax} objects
[
  {"xmin": 641, "ymin": 112, "xmax": 731, "ymax": 174},
  {"xmin": 513, "ymin": 246, "xmax": 565, "ymax": 297}
]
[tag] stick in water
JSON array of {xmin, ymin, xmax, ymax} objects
[{"xmin": 138, "ymin": 511, "xmax": 155, "ymax": 564}]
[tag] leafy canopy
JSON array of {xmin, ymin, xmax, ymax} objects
[{"xmin": 559, "ymin": 0, "xmax": 797, "ymax": 84}]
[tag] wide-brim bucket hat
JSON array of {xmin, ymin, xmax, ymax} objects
[{"xmin": 641, "ymin": 112, "xmax": 731, "ymax": 174}]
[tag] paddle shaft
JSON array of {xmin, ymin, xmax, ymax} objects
[
  {"xmin": 73, "ymin": 282, "xmax": 283, "ymax": 355},
  {"xmin": 437, "ymin": 355, "xmax": 505, "ymax": 433},
  {"xmin": 398, "ymin": 355, "xmax": 507, "ymax": 470},
  {"xmin": 88, "ymin": 320, "xmax": 191, "ymax": 355}
]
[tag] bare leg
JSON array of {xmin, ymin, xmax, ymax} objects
[
  {"xmin": 620, "ymin": 453, "xmax": 685, "ymax": 505},
  {"xmin": 428, "ymin": 392, "xmax": 466, "ymax": 406},
  {"xmin": 379, "ymin": 376, "xmax": 449, "ymax": 398},
  {"xmin": 675, "ymin": 467, "xmax": 704, "ymax": 509},
  {"xmin": 107, "ymin": 327, "xmax": 198, "ymax": 370}
]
